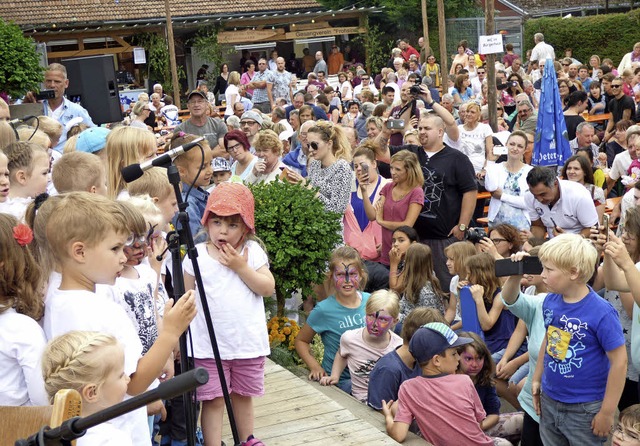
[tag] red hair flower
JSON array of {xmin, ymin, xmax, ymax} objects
[{"xmin": 13, "ymin": 224, "xmax": 33, "ymax": 246}]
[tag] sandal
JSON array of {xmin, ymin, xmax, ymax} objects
[{"xmin": 241, "ymin": 435, "xmax": 265, "ymax": 446}]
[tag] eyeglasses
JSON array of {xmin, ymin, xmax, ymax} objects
[
  {"xmin": 611, "ymin": 84, "xmax": 623, "ymax": 88},
  {"xmin": 490, "ymin": 238, "xmax": 507, "ymax": 245},
  {"xmin": 125, "ymin": 233, "xmax": 147, "ymax": 247},
  {"xmin": 226, "ymin": 143, "xmax": 243, "ymax": 153},
  {"xmin": 240, "ymin": 120, "xmax": 258, "ymax": 126}
]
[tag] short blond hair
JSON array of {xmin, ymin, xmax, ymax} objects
[
  {"xmin": 36, "ymin": 116, "xmax": 63, "ymax": 144},
  {"xmin": 52, "ymin": 152, "xmax": 104, "ymax": 193},
  {"xmin": 125, "ymin": 194, "xmax": 164, "ymax": 229},
  {"xmin": 0, "ymin": 120, "xmax": 17, "ymax": 150},
  {"xmin": 254, "ymin": 129, "xmax": 283, "ymax": 156},
  {"xmin": 16, "ymin": 127, "xmax": 51, "ymax": 150},
  {"xmin": 117, "ymin": 199, "xmax": 147, "ymax": 235},
  {"xmin": 3, "ymin": 141, "xmax": 47, "ymax": 176},
  {"xmin": 539, "ymin": 233, "xmax": 597, "ymax": 283},
  {"xmin": 42, "ymin": 331, "xmax": 119, "ymax": 403},
  {"xmin": 366, "ymin": 289, "xmax": 400, "ymax": 319},
  {"xmin": 106, "ymin": 126, "xmax": 156, "ymax": 199},
  {"xmin": 128, "ymin": 167, "xmax": 172, "ymax": 200},
  {"xmin": 63, "ymin": 134, "xmax": 79, "ymax": 153},
  {"xmin": 45, "ymin": 192, "xmax": 129, "ymax": 263}
]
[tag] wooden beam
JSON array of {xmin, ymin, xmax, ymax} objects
[
  {"xmin": 486, "ymin": 0, "xmax": 497, "ymax": 132},
  {"xmin": 165, "ymin": 0, "xmax": 181, "ymax": 109},
  {"xmin": 437, "ymin": 0, "xmax": 447, "ymax": 80},
  {"xmin": 421, "ymin": 0, "xmax": 429, "ymax": 54},
  {"xmin": 47, "ymin": 46, "xmax": 131, "ymax": 58}
]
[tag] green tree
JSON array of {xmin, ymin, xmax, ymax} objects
[
  {"xmin": 0, "ymin": 19, "xmax": 44, "ymax": 99},
  {"xmin": 190, "ymin": 24, "xmax": 231, "ymax": 85},
  {"xmin": 133, "ymin": 32, "xmax": 185, "ymax": 95},
  {"xmin": 249, "ymin": 180, "xmax": 343, "ymax": 317}
]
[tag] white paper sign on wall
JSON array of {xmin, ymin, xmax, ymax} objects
[{"xmin": 478, "ymin": 34, "xmax": 504, "ymax": 55}]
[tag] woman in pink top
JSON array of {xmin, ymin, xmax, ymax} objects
[
  {"xmin": 362, "ymin": 150, "xmax": 424, "ymax": 266},
  {"xmin": 240, "ymin": 60, "xmax": 256, "ymax": 96}
]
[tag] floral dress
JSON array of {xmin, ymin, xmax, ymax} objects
[
  {"xmin": 493, "ymin": 169, "xmax": 529, "ymax": 230},
  {"xmin": 399, "ymin": 283, "xmax": 444, "ymax": 321}
]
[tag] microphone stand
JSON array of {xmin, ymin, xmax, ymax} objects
[
  {"xmin": 165, "ymin": 156, "xmax": 241, "ymax": 446},
  {"xmin": 15, "ymin": 368, "xmax": 209, "ymax": 446}
]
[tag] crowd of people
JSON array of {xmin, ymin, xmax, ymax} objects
[{"xmin": 4, "ymin": 33, "xmax": 640, "ymax": 446}]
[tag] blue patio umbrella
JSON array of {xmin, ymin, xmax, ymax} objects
[{"xmin": 532, "ymin": 59, "xmax": 571, "ymax": 168}]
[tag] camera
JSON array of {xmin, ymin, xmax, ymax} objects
[
  {"xmin": 386, "ymin": 119, "xmax": 405, "ymax": 130},
  {"xmin": 35, "ymin": 89, "xmax": 55, "ymax": 100},
  {"xmin": 510, "ymin": 81, "xmax": 519, "ymax": 87},
  {"xmin": 409, "ymin": 85, "xmax": 422, "ymax": 97},
  {"xmin": 465, "ymin": 227, "xmax": 487, "ymax": 244}
]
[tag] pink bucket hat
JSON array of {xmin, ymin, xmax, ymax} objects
[{"xmin": 201, "ymin": 182, "xmax": 255, "ymax": 233}]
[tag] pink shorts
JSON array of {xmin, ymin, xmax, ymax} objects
[{"xmin": 193, "ymin": 356, "xmax": 266, "ymax": 401}]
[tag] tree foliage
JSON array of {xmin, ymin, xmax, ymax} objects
[
  {"xmin": 0, "ymin": 19, "xmax": 43, "ymax": 99},
  {"xmin": 133, "ymin": 32, "xmax": 185, "ymax": 95},
  {"xmin": 249, "ymin": 180, "xmax": 342, "ymax": 316},
  {"xmin": 524, "ymin": 10, "xmax": 640, "ymax": 66},
  {"xmin": 318, "ymin": 0, "xmax": 480, "ymax": 37},
  {"xmin": 189, "ymin": 24, "xmax": 230, "ymax": 85}
]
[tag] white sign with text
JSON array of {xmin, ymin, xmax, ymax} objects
[{"xmin": 478, "ymin": 34, "xmax": 504, "ymax": 55}]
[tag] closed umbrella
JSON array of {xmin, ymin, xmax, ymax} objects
[{"xmin": 532, "ymin": 59, "xmax": 571, "ymax": 169}]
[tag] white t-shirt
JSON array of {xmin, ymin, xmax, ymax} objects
[
  {"xmin": 339, "ymin": 81, "xmax": 353, "ymax": 100},
  {"xmin": 43, "ymin": 288, "xmax": 148, "ymax": 444},
  {"xmin": 0, "ymin": 197, "xmax": 32, "ymax": 222},
  {"xmin": 458, "ymin": 123, "xmax": 493, "ymax": 173},
  {"xmin": 609, "ymin": 150, "xmax": 633, "ymax": 181},
  {"xmin": 524, "ymin": 179, "xmax": 599, "ymax": 237},
  {"xmin": 183, "ymin": 240, "xmax": 270, "ymax": 360},
  {"xmin": 0, "ymin": 309, "xmax": 48, "ymax": 406},
  {"xmin": 353, "ymin": 83, "xmax": 379, "ymax": 99},
  {"xmin": 224, "ymin": 84, "xmax": 239, "ymax": 116},
  {"xmin": 77, "ymin": 421, "xmax": 133, "ymax": 446},
  {"xmin": 339, "ymin": 327, "xmax": 403, "ymax": 402}
]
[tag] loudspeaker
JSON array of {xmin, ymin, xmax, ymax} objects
[{"xmin": 62, "ymin": 55, "xmax": 122, "ymax": 125}]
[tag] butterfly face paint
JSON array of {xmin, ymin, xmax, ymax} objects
[
  {"xmin": 365, "ymin": 310, "xmax": 394, "ymax": 337},
  {"xmin": 333, "ymin": 262, "xmax": 360, "ymax": 292}
]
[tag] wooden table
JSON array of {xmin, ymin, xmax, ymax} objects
[{"xmin": 583, "ymin": 112, "xmax": 611, "ymax": 123}]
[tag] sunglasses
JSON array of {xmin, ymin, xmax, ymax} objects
[
  {"xmin": 562, "ymin": 63, "xmax": 570, "ymax": 66},
  {"xmin": 612, "ymin": 84, "xmax": 622, "ymax": 88},
  {"xmin": 309, "ymin": 141, "xmax": 319, "ymax": 151}
]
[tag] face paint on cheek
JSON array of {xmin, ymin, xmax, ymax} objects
[
  {"xmin": 365, "ymin": 311, "xmax": 394, "ymax": 336},
  {"xmin": 333, "ymin": 263, "xmax": 360, "ymax": 289}
]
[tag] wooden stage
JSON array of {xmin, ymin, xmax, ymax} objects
[{"xmin": 221, "ymin": 360, "xmax": 426, "ymax": 445}]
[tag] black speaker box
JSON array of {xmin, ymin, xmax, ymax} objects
[{"xmin": 62, "ymin": 55, "xmax": 123, "ymax": 125}]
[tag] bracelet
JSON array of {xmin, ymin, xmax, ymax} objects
[{"xmin": 428, "ymin": 101, "xmax": 435, "ymax": 107}]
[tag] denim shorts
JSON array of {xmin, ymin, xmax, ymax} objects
[{"xmin": 540, "ymin": 392, "xmax": 606, "ymax": 446}]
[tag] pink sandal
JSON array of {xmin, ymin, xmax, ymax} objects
[{"xmin": 242, "ymin": 435, "xmax": 265, "ymax": 446}]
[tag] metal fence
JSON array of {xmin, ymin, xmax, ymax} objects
[{"xmin": 445, "ymin": 16, "xmax": 524, "ymax": 58}]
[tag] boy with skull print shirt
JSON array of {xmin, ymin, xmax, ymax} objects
[{"xmin": 531, "ymin": 234, "xmax": 626, "ymax": 446}]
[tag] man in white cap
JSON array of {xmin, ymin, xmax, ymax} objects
[{"xmin": 240, "ymin": 110, "xmax": 263, "ymax": 150}]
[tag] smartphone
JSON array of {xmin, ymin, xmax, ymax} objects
[
  {"xmin": 361, "ymin": 163, "xmax": 369, "ymax": 175},
  {"xmin": 602, "ymin": 214, "xmax": 610, "ymax": 242},
  {"xmin": 35, "ymin": 89, "xmax": 55, "ymax": 100},
  {"xmin": 386, "ymin": 119, "xmax": 405, "ymax": 130},
  {"xmin": 495, "ymin": 257, "xmax": 544, "ymax": 277}
]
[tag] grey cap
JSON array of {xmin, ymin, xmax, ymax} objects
[
  {"xmin": 361, "ymin": 102, "xmax": 375, "ymax": 118},
  {"xmin": 240, "ymin": 110, "xmax": 264, "ymax": 126}
]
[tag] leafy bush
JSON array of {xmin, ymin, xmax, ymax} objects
[
  {"xmin": 524, "ymin": 10, "xmax": 640, "ymax": 66},
  {"xmin": 250, "ymin": 180, "xmax": 342, "ymax": 316},
  {"xmin": 0, "ymin": 19, "xmax": 43, "ymax": 99}
]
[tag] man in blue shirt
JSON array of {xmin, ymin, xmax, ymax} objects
[{"xmin": 28, "ymin": 63, "xmax": 95, "ymax": 152}]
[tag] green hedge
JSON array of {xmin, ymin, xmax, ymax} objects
[{"xmin": 524, "ymin": 10, "xmax": 640, "ymax": 67}]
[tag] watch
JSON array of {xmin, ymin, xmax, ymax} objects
[{"xmin": 458, "ymin": 224, "xmax": 467, "ymax": 232}]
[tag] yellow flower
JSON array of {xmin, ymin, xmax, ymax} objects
[{"xmin": 283, "ymin": 327, "xmax": 291, "ymax": 335}]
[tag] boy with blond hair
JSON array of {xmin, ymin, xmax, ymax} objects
[
  {"xmin": 51, "ymin": 151, "xmax": 107, "ymax": 195},
  {"xmin": 128, "ymin": 166, "xmax": 177, "ymax": 225},
  {"xmin": 42, "ymin": 192, "xmax": 196, "ymax": 444},
  {"xmin": 532, "ymin": 234, "xmax": 626, "ymax": 445}
]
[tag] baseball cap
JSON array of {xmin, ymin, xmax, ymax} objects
[
  {"xmin": 201, "ymin": 182, "xmax": 255, "ymax": 233},
  {"xmin": 211, "ymin": 157, "xmax": 231, "ymax": 172},
  {"xmin": 240, "ymin": 110, "xmax": 263, "ymax": 126},
  {"xmin": 187, "ymin": 90, "xmax": 207, "ymax": 101},
  {"xmin": 409, "ymin": 322, "xmax": 473, "ymax": 364},
  {"xmin": 76, "ymin": 127, "xmax": 110, "ymax": 154}
]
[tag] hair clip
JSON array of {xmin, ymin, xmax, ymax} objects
[
  {"xmin": 34, "ymin": 192, "xmax": 50, "ymax": 211},
  {"xmin": 13, "ymin": 224, "xmax": 34, "ymax": 247},
  {"xmin": 178, "ymin": 131, "xmax": 186, "ymax": 138}
]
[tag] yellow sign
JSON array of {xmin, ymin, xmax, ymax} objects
[{"xmin": 285, "ymin": 27, "xmax": 365, "ymax": 39}]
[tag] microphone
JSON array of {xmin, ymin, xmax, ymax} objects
[
  {"xmin": 121, "ymin": 136, "xmax": 205, "ymax": 183},
  {"xmin": 8, "ymin": 115, "xmax": 35, "ymax": 126}
]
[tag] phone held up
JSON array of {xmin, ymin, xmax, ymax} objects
[{"xmin": 494, "ymin": 256, "xmax": 544, "ymax": 277}]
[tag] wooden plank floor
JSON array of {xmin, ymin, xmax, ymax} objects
[{"xmin": 221, "ymin": 360, "xmax": 403, "ymax": 445}]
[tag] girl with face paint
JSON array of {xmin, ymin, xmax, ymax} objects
[
  {"xmin": 457, "ymin": 332, "xmax": 524, "ymax": 445},
  {"xmin": 319, "ymin": 290, "xmax": 403, "ymax": 402},
  {"xmin": 295, "ymin": 247, "xmax": 371, "ymax": 394}
]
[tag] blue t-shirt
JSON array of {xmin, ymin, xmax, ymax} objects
[
  {"xmin": 542, "ymin": 289, "xmax": 625, "ymax": 403},
  {"xmin": 367, "ymin": 347, "xmax": 421, "ymax": 410},
  {"xmin": 475, "ymin": 384, "xmax": 500, "ymax": 415},
  {"xmin": 306, "ymin": 292, "xmax": 370, "ymax": 382},
  {"xmin": 484, "ymin": 290, "xmax": 522, "ymax": 354},
  {"xmin": 351, "ymin": 177, "xmax": 383, "ymax": 232}
]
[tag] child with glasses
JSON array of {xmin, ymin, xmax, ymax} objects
[
  {"xmin": 613, "ymin": 404, "xmax": 640, "ymax": 445},
  {"xmin": 320, "ymin": 290, "xmax": 403, "ymax": 402}
]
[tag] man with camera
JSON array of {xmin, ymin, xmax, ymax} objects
[{"xmin": 25, "ymin": 63, "xmax": 95, "ymax": 152}]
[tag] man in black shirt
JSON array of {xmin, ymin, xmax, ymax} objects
[
  {"xmin": 386, "ymin": 86, "xmax": 477, "ymax": 289},
  {"xmin": 604, "ymin": 77, "xmax": 635, "ymax": 143}
]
